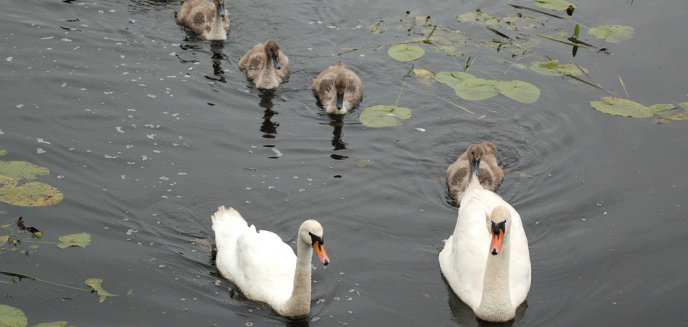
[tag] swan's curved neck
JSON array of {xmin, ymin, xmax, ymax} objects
[
  {"xmin": 465, "ymin": 171, "xmax": 484, "ymax": 195},
  {"xmin": 282, "ymin": 239, "xmax": 312, "ymax": 316},
  {"xmin": 477, "ymin": 234, "xmax": 514, "ymax": 321}
]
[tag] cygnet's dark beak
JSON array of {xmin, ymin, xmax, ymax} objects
[
  {"xmin": 217, "ymin": 3, "xmax": 225, "ymax": 17},
  {"xmin": 272, "ymin": 53, "xmax": 281, "ymax": 70},
  {"xmin": 336, "ymin": 93, "xmax": 344, "ymax": 110}
]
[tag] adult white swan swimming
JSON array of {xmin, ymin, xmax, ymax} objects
[
  {"xmin": 439, "ymin": 144, "xmax": 531, "ymax": 322},
  {"xmin": 211, "ymin": 206, "xmax": 330, "ymax": 317}
]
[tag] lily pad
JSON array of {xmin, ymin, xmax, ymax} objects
[
  {"xmin": 85, "ymin": 278, "xmax": 117, "ymax": 302},
  {"xmin": 659, "ymin": 112, "xmax": 688, "ymax": 120},
  {"xmin": 530, "ymin": 60, "xmax": 587, "ymax": 76},
  {"xmin": 413, "ymin": 69, "xmax": 434, "ymax": 78},
  {"xmin": 0, "ymin": 181, "xmax": 64, "ymax": 207},
  {"xmin": 388, "ymin": 44, "xmax": 425, "ymax": 62},
  {"xmin": 454, "ymin": 78, "xmax": 499, "ymax": 101},
  {"xmin": 496, "ymin": 80, "xmax": 541, "ymax": 104},
  {"xmin": 679, "ymin": 102, "xmax": 688, "ymax": 110},
  {"xmin": 648, "ymin": 104, "xmax": 676, "ymax": 115},
  {"xmin": 588, "ymin": 25, "xmax": 635, "ymax": 43},
  {"xmin": 435, "ymin": 72, "xmax": 475, "ymax": 88},
  {"xmin": 457, "ymin": 10, "xmax": 498, "ymax": 26},
  {"xmin": 0, "ymin": 304, "xmax": 28, "ymax": 327},
  {"xmin": 359, "ymin": 105, "xmax": 412, "ymax": 128},
  {"xmin": 532, "ymin": 0, "xmax": 576, "ymax": 11},
  {"xmin": 31, "ymin": 322, "xmax": 68, "ymax": 327},
  {"xmin": 0, "ymin": 161, "xmax": 49, "ymax": 180},
  {"xmin": 58, "ymin": 233, "xmax": 91, "ymax": 249},
  {"xmin": 590, "ymin": 97, "xmax": 652, "ymax": 118}
]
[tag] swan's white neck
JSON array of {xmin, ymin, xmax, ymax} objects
[
  {"xmin": 465, "ymin": 171, "xmax": 484, "ymax": 195},
  {"xmin": 281, "ymin": 238, "xmax": 312, "ymax": 317},
  {"xmin": 477, "ymin": 233, "xmax": 514, "ymax": 322}
]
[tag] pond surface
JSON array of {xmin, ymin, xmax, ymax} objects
[{"xmin": 1, "ymin": 0, "xmax": 687, "ymax": 325}]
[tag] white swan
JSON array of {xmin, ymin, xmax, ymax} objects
[
  {"xmin": 211, "ymin": 206, "xmax": 329, "ymax": 317},
  {"xmin": 439, "ymin": 144, "xmax": 531, "ymax": 322}
]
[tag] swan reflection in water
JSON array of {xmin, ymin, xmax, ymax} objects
[
  {"xmin": 258, "ymin": 90, "xmax": 279, "ymax": 139},
  {"xmin": 177, "ymin": 37, "xmax": 230, "ymax": 83},
  {"xmin": 206, "ymin": 41, "xmax": 227, "ymax": 83},
  {"xmin": 329, "ymin": 117, "xmax": 348, "ymax": 160}
]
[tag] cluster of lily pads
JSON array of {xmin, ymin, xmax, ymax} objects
[
  {"xmin": 0, "ymin": 150, "xmax": 63, "ymax": 207},
  {"xmin": 589, "ymin": 97, "xmax": 688, "ymax": 119},
  {"xmin": 355, "ymin": 0, "xmax": 688, "ymax": 127}
]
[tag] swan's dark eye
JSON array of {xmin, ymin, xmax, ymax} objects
[
  {"xmin": 491, "ymin": 221, "xmax": 506, "ymax": 235},
  {"xmin": 309, "ymin": 232, "xmax": 324, "ymax": 245}
]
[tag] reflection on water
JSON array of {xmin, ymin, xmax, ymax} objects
[
  {"xmin": 329, "ymin": 118, "xmax": 349, "ymax": 160},
  {"xmin": 259, "ymin": 91, "xmax": 279, "ymax": 139},
  {"xmin": 284, "ymin": 319, "xmax": 310, "ymax": 327},
  {"xmin": 206, "ymin": 41, "xmax": 227, "ymax": 83}
]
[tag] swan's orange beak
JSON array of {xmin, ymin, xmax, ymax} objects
[
  {"xmin": 490, "ymin": 230, "xmax": 504, "ymax": 255},
  {"xmin": 313, "ymin": 242, "xmax": 330, "ymax": 265}
]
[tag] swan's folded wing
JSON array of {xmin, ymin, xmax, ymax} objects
[
  {"xmin": 234, "ymin": 229, "xmax": 297, "ymax": 304},
  {"xmin": 212, "ymin": 206, "xmax": 251, "ymax": 282},
  {"xmin": 508, "ymin": 210, "xmax": 531, "ymax": 307}
]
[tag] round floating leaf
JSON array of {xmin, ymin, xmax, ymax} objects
[
  {"xmin": 58, "ymin": 232, "xmax": 91, "ymax": 249},
  {"xmin": 388, "ymin": 44, "xmax": 425, "ymax": 62},
  {"xmin": 454, "ymin": 78, "xmax": 499, "ymax": 101},
  {"xmin": 359, "ymin": 105, "xmax": 412, "ymax": 128},
  {"xmin": 0, "ymin": 305, "xmax": 28, "ymax": 327},
  {"xmin": 648, "ymin": 104, "xmax": 676, "ymax": 115},
  {"xmin": 659, "ymin": 112, "xmax": 688, "ymax": 120},
  {"xmin": 85, "ymin": 278, "xmax": 117, "ymax": 302},
  {"xmin": 435, "ymin": 72, "xmax": 475, "ymax": 88},
  {"xmin": 588, "ymin": 25, "xmax": 635, "ymax": 43},
  {"xmin": 457, "ymin": 10, "xmax": 498, "ymax": 26},
  {"xmin": 532, "ymin": 0, "xmax": 576, "ymax": 11},
  {"xmin": 530, "ymin": 60, "xmax": 587, "ymax": 76},
  {"xmin": 496, "ymin": 80, "xmax": 541, "ymax": 104},
  {"xmin": 590, "ymin": 97, "xmax": 652, "ymax": 118},
  {"xmin": 31, "ymin": 322, "xmax": 68, "ymax": 327},
  {"xmin": 413, "ymin": 69, "xmax": 434, "ymax": 78},
  {"xmin": 679, "ymin": 102, "xmax": 688, "ymax": 110},
  {"xmin": 0, "ymin": 161, "xmax": 49, "ymax": 180},
  {"xmin": 0, "ymin": 181, "xmax": 64, "ymax": 207}
]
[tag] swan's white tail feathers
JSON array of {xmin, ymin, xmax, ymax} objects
[{"xmin": 211, "ymin": 206, "xmax": 249, "ymax": 241}]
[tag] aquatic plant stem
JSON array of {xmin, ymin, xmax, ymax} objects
[
  {"xmin": 338, "ymin": 38, "xmax": 427, "ymax": 55},
  {"xmin": 0, "ymin": 271, "xmax": 90, "ymax": 291},
  {"xmin": 443, "ymin": 98, "xmax": 476, "ymax": 115},
  {"xmin": 395, "ymin": 80, "xmax": 407, "ymax": 106},
  {"xmin": 618, "ymin": 76, "xmax": 629, "ymax": 98},
  {"xmin": 537, "ymin": 34, "xmax": 589, "ymax": 48}
]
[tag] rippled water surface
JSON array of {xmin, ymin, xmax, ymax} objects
[{"xmin": 1, "ymin": 0, "xmax": 687, "ymax": 325}]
